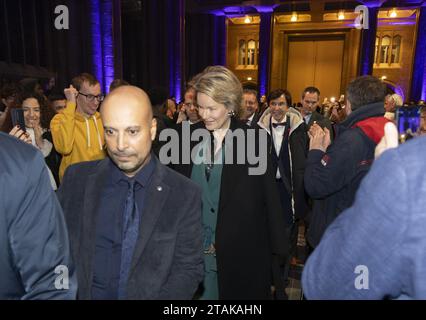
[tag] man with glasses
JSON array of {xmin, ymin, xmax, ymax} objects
[
  {"xmin": 176, "ymin": 86, "xmax": 201, "ymax": 125},
  {"xmin": 239, "ymin": 89, "xmax": 260, "ymax": 127},
  {"xmin": 51, "ymin": 73, "xmax": 106, "ymax": 181}
]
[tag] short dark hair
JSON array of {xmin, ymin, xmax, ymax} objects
[
  {"xmin": 109, "ymin": 79, "xmax": 129, "ymax": 92},
  {"xmin": 346, "ymin": 75, "xmax": 386, "ymax": 111},
  {"xmin": 148, "ymin": 86, "xmax": 169, "ymax": 107},
  {"xmin": 48, "ymin": 92, "xmax": 66, "ymax": 102},
  {"xmin": 302, "ymin": 86, "xmax": 320, "ymax": 99},
  {"xmin": 267, "ymin": 89, "xmax": 292, "ymax": 108},
  {"xmin": 19, "ymin": 78, "xmax": 40, "ymax": 94},
  {"xmin": 0, "ymin": 82, "xmax": 20, "ymax": 99},
  {"xmin": 243, "ymin": 89, "xmax": 258, "ymax": 97},
  {"xmin": 72, "ymin": 73, "xmax": 99, "ymax": 91}
]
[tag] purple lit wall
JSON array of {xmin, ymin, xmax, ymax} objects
[
  {"xmin": 258, "ymin": 12, "xmax": 272, "ymax": 97},
  {"xmin": 359, "ymin": 6, "xmax": 379, "ymax": 76},
  {"xmin": 90, "ymin": 0, "xmax": 115, "ymax": 94},
  {"xmin": 213, "ymin": 16, "xmax": 227, "ymax": 66},
  {"xmin": 411, "ymin": 5, "xmax": 426, "ymax": 101},
  {"xmin": 167, "ymin": 0, "xmax": 184, "ymax": 102}
]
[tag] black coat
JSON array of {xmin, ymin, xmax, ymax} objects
[
  {"xmin": 57, "ymin": 156, "xmax": 204, "ymax": 299},
  {"xmin": 173, "ymin": 117, "xmax": 288, "ymax": 300},
  {"xmin": 43, "ymin": 131, "xmax": 62, "ymax": 186},
  {"xmin": 257, "ymin": 108, "xmax": 310, "ymax": 221},
  {"xmin": 246, "ymin": 112, "xmax": 261, "ymax": 128}
]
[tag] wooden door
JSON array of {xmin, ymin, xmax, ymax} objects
[{"xmin": 286, "ymin": 37, "xmax": 344, "ymax": 103}]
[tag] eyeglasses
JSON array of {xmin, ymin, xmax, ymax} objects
[
  {"xmin": 183, "ymin": 102, "xmax": 197, "ymax": 109},
  {"xmin": 78, "ymin": 92, "xmax": 104, "ymax": 102}
]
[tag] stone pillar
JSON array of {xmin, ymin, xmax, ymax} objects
[
  {"xmin": 358, "ymin": 5, "xmax": 379, "ymax": 75},
  {"xmin": 411, "ymin": 4, "xmax": 426, "ymax": 102},
  {"xmin": 257, "ymin": 10, "xmax": 273, "ymax": 97},
  {"xmin": 167, "ymin": 0, "xmax": 185, "ymax": 101}
]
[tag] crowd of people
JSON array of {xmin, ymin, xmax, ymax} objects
[{"xmin": 1, "ymin": 67, "xmax": 426, "ymax": 300}]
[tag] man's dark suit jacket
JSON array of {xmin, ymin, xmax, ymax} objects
[
  {"xmin": 246, "ymin": 112, "xmax": 261, "ymax": 128},
  {"xmin": 57, "ymin": 156, "xmax": 204, "ymax": 300}
]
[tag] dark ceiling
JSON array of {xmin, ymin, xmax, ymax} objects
[{"xmin": 122, "ymin": 0, "xmax": 425, "ymax": 15}]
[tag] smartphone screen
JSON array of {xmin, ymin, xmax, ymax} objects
[
  {"xmin": 10, "ymin": 108, "xmax": 26, "ymax": 133},
  {"xmin": 396, "ymin": 106, "xmax": 421, "ymax": 143}
]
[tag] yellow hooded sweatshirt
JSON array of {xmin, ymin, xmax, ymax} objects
[{"xmin": 51, "ymin": 101, "xmax": 106, "ymax": 181}]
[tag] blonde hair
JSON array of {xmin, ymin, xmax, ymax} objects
[
  {"xmin": 389, "ymin": 94, "xmax": 403, "ymax": 107},
  {"xmin": 193, "ymin": 65, "xmax": 242, "ymax": 114}
]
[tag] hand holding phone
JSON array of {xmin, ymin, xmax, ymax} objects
[
  {"xmin": 9, "ymin": 125, "xmax": 31, "ymax": 144},
  {"xmin": 396, "ymin": 106, "xmax": 421, "ymax": 144},
  {"xmin": 10, "ymin": 108, "xmax": 26, "ymax": 133}
]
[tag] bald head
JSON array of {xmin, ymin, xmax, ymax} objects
[
  {"xmin": 101, "ymin": 85, "xmax": 157, "ymax": 177},
  {"xmin": 101, "ymin": 85, "xmax": 153, "ymax": 120}
]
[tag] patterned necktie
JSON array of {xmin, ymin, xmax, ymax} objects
[{"xmin": 118, "ymin": 179, "xmax": 140, "ymax": 299}]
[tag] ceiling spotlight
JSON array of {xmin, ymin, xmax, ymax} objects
[
  {"xmin": 291, "ymin": 12, "xmax": 298, "ymax": 22},
  {"xmin": 389, "ymin": 8, "xmax": 397, "ymax": 18},
  {"xmin": 338, "ymin": 10, "xmax": 345, "ymax": 20},
  {"xmin": 244, "ymin": 15, "xmax": 251, "ymax": 23}
]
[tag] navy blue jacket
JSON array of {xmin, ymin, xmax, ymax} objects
[
  {"xmin": 0, "ymin": 132, "xmax": 77, "ymax": 299},
  {"xmin": 304, "ymin": 102, "xmax": 390, "ymax": 247},
  {"xmin": 303, "ymin": 135, "xmax": 426, "ymax": 299},
  {"xmin": 57, "ymin": 156, "xmax": 204, "ymax": 300}
]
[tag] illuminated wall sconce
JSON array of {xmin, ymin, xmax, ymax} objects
[
  {"xmin": 247, "ymin": 77, "xmax": 253, "ymax": 81},
  {"xmin": 244, "ymin": 15, "xmax": 252, "ymax": 23},
  {"xmin": 381, "ymin": 75, "xmax": 387, "ymax": 81},
  {"xmin": 330, "ymin": 97, "xmax": 336, "ymax": 103},
  {"xmin": 338, "ymin": 10, "xmax": 345, "ymax": 20},
  {"xmin": 291, "ymin": 12, "xmax": 298, "ymax": 22},
  {"xmin": 389, "ymin": 8, "xmax": 397, "ymax": 18}
]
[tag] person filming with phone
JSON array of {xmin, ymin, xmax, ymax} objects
[{"xmin": 2, "ymin": 92, "xmax": 60, "ymax": 189}]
